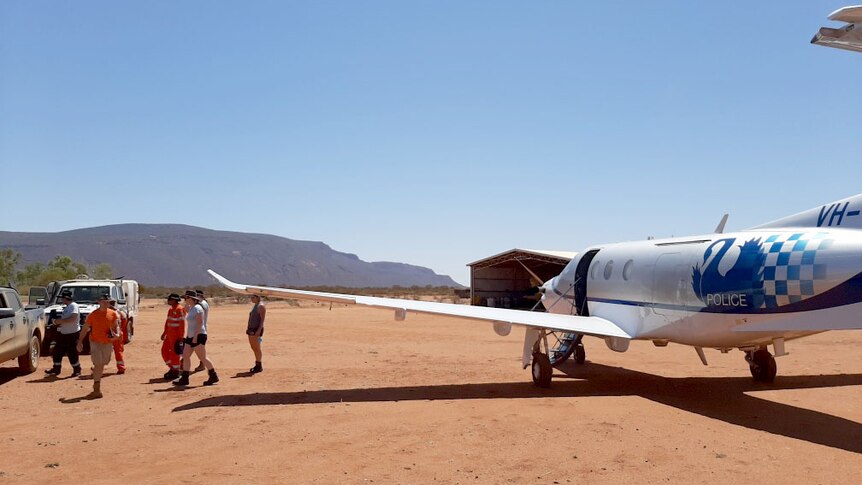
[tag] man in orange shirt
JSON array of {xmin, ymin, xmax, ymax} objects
[
  {"xmin": 160, "ymin": 293, "xmax": 186, "ymax": 380},
  {"xmin": 77, "ymin": 293, "xmax": 121, "ymax": 399}
]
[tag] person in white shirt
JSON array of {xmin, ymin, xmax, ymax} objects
[
  {"xmin": 45, "ymin": 290, "xmax": 82, "ymax": 377},
  {"xmin": 193, "ymin": 289, "xmax": 209, "ymax": 372},
  {"xmin": 172, "ymin": 290, "xmax": 219, "ymax": 387}
]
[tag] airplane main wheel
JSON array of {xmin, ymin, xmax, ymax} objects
[
  {"xmin": 749, "ymin": 349, "xmax": 777, "ymax": 382},
  {"xmin": 531, "ymin": 352, "xmax": 553, "ymax": 388},
  {"xmin": 574, "ymin": 343, "xmax": 586, "ymax": 365}
]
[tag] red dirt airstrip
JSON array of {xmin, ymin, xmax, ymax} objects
[{"xmin": 1, "ymin": 298, "xmax": 860, "ymax": 484}]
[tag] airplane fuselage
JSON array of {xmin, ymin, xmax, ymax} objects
[{"xmin": 543, "ymin": 228, "xmax": 862, "ymax": 349}]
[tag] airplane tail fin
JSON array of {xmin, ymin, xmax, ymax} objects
[{"xmin": 751, "ymin": 194, "xmax": 862, "ymax": 230}]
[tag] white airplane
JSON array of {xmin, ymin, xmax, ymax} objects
[
  {"xmin": 209, "ymin": 193, "xmax": 862, "ymax": 388},
  {"xmin": 812, "ymin": 5, "xmax": 862, "ymax": 52}
]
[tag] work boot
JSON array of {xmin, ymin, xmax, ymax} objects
[
  {"xmin": 71, "ymin": 366, "xmax": 82, "ymax": 377},
  {"xmin": 44, "ymin": 366, "xmax": 61, "ymax": 375},
  {"xmin": 90, "ymin": 381, "xmax": 103, "ymax": 399},
  {"xmin": 194, "ymin": 362, "xmax": 206, "ymax": 372},
  {"xmin": 172, "ymin": 371, "xmax": 190, "ymax": 386},
  {"xmin": 163, "ymin": 369, "xmax": 179, "ymax": 380},
  {"xmin": 250, "ymin": 362, "xmax": 263, "ymax": 373},
  {"xmin": 203, "ymin": 369, "xmax": 219, "ymax": 386}
]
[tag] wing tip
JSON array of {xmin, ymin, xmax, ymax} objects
[{"xmin": 207, "ymin": 269, "xmax": 248, "ymax": 292}]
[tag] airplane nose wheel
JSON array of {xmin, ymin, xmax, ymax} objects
[
  {"xmin": 746, "ymin": 348, "xmax": 777, "ymax": 382},
  {"xmin": 531, "ymin": 352, "xmax": 552, "ymax": 388}
]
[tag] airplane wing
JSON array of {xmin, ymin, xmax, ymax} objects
[
  {"xmin": 207, "ymin": 270, "xmax": 632, "ymax": 339},
  {"xmin": 811, "ymin": 5, "xmax": 862, "ymax": 53}
]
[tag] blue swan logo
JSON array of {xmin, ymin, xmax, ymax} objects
[{"xmin": 692, "ymin": 238, "xmax": 766, "ymax": 309}]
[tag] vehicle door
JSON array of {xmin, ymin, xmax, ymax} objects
[
  {"xmin": 28, "ymin": 286, "xmax": 48, "ymax": 307},
  {"xmin": 5, "ymin": 292, "xmax": 28, "ymax": 350},
  {"xmin": 0, "ymin": 292, "xmax": 15, "ymax": 359}
]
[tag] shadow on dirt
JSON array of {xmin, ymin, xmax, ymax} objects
[{"xmin": 172, "ymin": 362, "xmax": 862, "ymax": 454}]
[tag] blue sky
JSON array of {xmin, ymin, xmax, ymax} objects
[{"xmin": 2, "ymin": 1, "xmax": 860, "ymax": 285}]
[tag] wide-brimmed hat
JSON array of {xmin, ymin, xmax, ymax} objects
[
  {"xmin": 195, "ymin": 289, "xmax": 205, "ymax": 297},
  {"xmin": 183, "ymin": 290, "xmax": 200, "ymax": 301},
  {"xmin": 59, "ymin": 289, "xmax": 73, "ymax": 299},
  {"xmin": 167, "ymin": 293, "xmax": 182, "ymax": 303}
]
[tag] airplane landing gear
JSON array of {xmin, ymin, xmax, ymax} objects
[
  {"xmin": 531, "ymin": 352, "xmax": 552, "ymax": 388},
  {"xmin": 574, "ymin": 342, "xmax": 586, "ymax": 365},
  {"xmin": 746, "ymin": 348, "xmax": 777, "ymax": 382}
]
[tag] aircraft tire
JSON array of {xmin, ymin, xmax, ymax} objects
[
  {"xmin": 749, "ymin": 349, "xmax": 777, "ymax": 382},
  {"xmin": 574, "ymin": 343, "xmax": 586, "ymax": 365},
  {"xmin": 531, "ymin": 352, "xmax": 552, "ymax": 388}
]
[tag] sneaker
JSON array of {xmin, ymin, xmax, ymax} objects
[{"xmin": 250, "ymin": 363, "xmax": 263, "ymax": 373}]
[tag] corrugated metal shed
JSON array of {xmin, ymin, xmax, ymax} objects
[{"xmin": 467, "ymin": 249, "xmax": 576, "ymax": 309}]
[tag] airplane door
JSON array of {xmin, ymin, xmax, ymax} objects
[
  {"xmin": 651, "ymin": 252, "xmax": 696, "ymax": 316},
  {"xmin": 574, "ymin": 250, "xmax": 599, "ymax": 316}
]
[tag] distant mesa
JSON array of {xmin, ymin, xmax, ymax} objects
[{"xmin": 0, "ymin": 224, "xmax": 461, "ymax": 288}]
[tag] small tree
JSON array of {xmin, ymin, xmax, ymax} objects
[
  {"xmin": 47, "ymin": 255, "xmax": 88, "ymax": 278},
  {"xmin": 91, "ymin": 263, "xmax": 114, "ymax": 279},
  {"xmin": 0, "ymin": 249, "xmax": 21, "ymax": 285}
]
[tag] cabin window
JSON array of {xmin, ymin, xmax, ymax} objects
[
  {"xmin": 623, "ymin": 260, "xmax": 634, "ymax": 281},
  {"xmin": 603, "ymin": 260, "xmax": 614, "ymax": 280},
  {"xmin": 590, "ymin": 260, "xmax": 600, "ymax": 280}
]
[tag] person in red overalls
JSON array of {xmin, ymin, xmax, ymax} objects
[
  {"xmin": 160, "ymin": 293, "xmax": 186, "ymax": 380},
  {"xmin": 108, "ymin": 298, "xmax": 127, "ymax": 374}
]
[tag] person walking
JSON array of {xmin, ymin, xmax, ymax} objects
[
  {"xmin": 160, "ymin": 293, "xmax": 186, "ymax": 380},
  {"xmin": 247, "ymin": 295, "xmax": 266, "ymax": 373},
  {"xmin": 108, "ymin": 298, "xmax": 127, "ymax": 374},
  {"xmin": 76, "ymin": 294, "xmax": 121, "ymax": 398},
  {"xmin": 173, "ymin": 290, "xmax": 219, "ymax": 387},
  {"xmin": 193, "ymin": 289, "xmax": 209, "ymax": 372},
  {"xmin": 45, "ymin": 289, "xmax": 82, "ymax": 377}
]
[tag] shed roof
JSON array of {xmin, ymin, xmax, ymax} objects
[{"xmin": 467, "ymin": 248, "xmax": 577, "ymax": 269}]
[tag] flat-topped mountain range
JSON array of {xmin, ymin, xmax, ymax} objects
[{"xmin": 0, "ymin": 224, "xmax": 460, "ymax": 288}]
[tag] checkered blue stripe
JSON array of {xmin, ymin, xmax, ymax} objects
[{"xmin": 760, "ymin": 232, "xmax": 832, "ymax": 308}]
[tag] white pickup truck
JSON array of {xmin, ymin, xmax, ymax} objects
[
  {"xmin": 0, "ymin": 286, "xmax": 46, "ymax": 373},
  {"xmin": 37, "ymin": 277, "xmax": 139, "ymax": 354}
]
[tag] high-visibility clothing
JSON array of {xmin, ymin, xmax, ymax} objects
[
  {"xmin": 161, "ymin": 305, "xmax": 186, "ymax": 371},
  {"xmin": 113, "ymin": 311, "xmax": 128, "ymax": 371}
]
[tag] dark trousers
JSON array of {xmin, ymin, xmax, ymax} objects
[{"xmin": 52, "ymin": 331, "xmax": 81, "ymax": 369}]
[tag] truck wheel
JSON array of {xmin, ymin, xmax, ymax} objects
[{"xmin": 18, "ymin": 335, "xmax": 41, "ymax": 374}]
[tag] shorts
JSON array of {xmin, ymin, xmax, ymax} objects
[
  {"xmin": 90, "ymin": 342, "xmax": 114, "ymax": 366},
  {"xmin": 246, "ymin": 326, "xmax": 264, "ymax": 337},
  {"xmin": 183, "ymin": 334, "xmax": 208, "ymax": 347}
]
